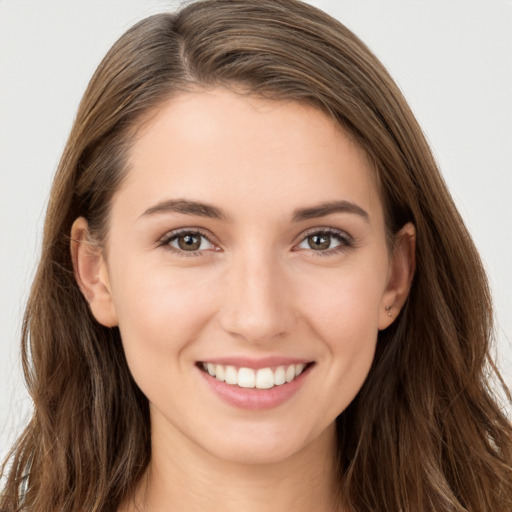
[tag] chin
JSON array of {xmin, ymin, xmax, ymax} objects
[{"xmin": 198, "ymin": 421, "xmax": 336, "ymax": 467}]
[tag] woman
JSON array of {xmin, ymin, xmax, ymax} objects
[{"xmin": 1, "ymin": 0, "xmax": 511, "ymax": 511}]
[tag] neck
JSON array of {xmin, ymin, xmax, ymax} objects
[{"xmin": 120, "ymin": 421, "xmax": 340, "ymax": 512}]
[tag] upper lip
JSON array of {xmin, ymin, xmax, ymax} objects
[{"xmin": 197, "ymin": 356, "xmax": 314, "ymax": 370}]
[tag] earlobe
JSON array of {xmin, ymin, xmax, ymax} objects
[
  {"xmin": 378, "ymin": 222, "xmax": 416, "ymax": 330},
  {"xmin": 70, "ymin": 217, "xmax": 118, "ymax": 327}
]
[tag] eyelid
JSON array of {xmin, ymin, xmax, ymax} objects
[
  {"xmin": 293, "ymin": 226, "xmax": 354, "ymax": 254},
  {"xmin": 157, "ymin": 227, "xmax": 221, "ymax": 255},
  {"xmin": 157, "ymin": 226, "xmax": 354, "ymax": 257}
]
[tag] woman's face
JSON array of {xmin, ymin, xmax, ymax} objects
[{"xmin": 76, "ymin": 88, "xmax": 413, "ymax": 465}]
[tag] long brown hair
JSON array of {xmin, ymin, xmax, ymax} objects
[{"xmin": 2, "ymin": 1, "xmax": 511, "ymax": 511}]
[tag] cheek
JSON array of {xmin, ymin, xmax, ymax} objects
[
  {"xmin": 297, "ymin": 259, "xmax": 387, "ymax": 403},
  {"xmin": 310, "ymin": 287, "xmax": 381, "ymax": 378},
  {"xmin": 108, "ymin": 257, "xmax": 219, "ymax": 365},
  {"xmin": 301, "ymin": 259, "xmax": 387, "ymax": 338},
  {"xmin": 108, "ymin": 262, "xmax": 223, "ymax": 417}
]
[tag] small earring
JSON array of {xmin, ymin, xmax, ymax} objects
[{"xmin": 385, "ymin": 305, "xmax": 393, "ymax": 318}]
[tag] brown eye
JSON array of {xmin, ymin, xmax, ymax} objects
[
  {"xmin": 296, "ymin": 229, "xmax": 352, "ymax": 254},
  {"xmin": 307, "ymin": 233, "xmax": 331, "ymax": 250},
  {"xmin": 165, "ymin": 231, "xmax": 215, "ymax": 253},
  {"xmin": 177, "ymin": 233, "xmax": 202, "ymax": 251}
]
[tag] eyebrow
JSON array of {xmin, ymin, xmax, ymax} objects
[
  {"xmin": 140, "ymin": 199, "xmax": 228, "ymax": 220},
  {"xmin": 139, "ymin": 198, "xmax": 369, "ymax": 223},
  {"xmin": 292, "ymin": 200, "xmax": 370, "ymax": 223}
]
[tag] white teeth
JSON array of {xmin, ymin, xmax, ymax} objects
[
  {"xmin": 274, "ymin": 366, "xmax": 286, "ymax": 386},
  {"xmin": 225, "ymin": 365, "xmax": 238, "ymax": 385},
  {"xmin": 201, "ymin": 362, "xmax": 309, "ymax": 389},
  {"xmin": 238, "ymin": 367, "xmax": 256, "ymax": 388},
  {"xmin": 215, "ymin": 364, "xmax": 225, "ymax": 382},
  {"xmin": 256, "ymin": 368, "xmax": 274, "ymax": 389}
]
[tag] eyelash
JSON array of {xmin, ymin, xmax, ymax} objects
[
  {"xmin": 158, "ymin": 227, "xmax": 354, "ymax": 258},
  {"xmin": 296, "ymin": 227, "xmax": 354, "ymax": 257},
  {"xmin": 158, "ymin": 228, "xmax": 217, "ymax": 258}
]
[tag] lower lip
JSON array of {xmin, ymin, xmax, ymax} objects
[{"xmin": 197, "ymin": 365, "xmax": 312, "ymax": 410}]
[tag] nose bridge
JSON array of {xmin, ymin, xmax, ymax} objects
[{"xmin": 220, "ymin": 243, "xmax": 294, "ymax": 343}]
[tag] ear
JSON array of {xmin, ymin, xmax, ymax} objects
[
  {"xmin": 70, "ymin": 217, "xmax": 118, "ymax": 327},
  {"xmin": 378, "ymin": 222, "xmax": 416, "ymax": 330}
]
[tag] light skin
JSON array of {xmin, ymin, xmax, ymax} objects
[{"xmin": 72, "ymin": 88, "xmax": 415, "ymax": 512}]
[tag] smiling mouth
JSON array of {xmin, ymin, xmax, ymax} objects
[{"xmin": 198, "ymin": 362, "xmax": 314, "ymax": 390}]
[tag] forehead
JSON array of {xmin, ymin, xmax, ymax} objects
[{"xmin": 115, "ymin": 88, "xmax": 383, "ymax": 225}]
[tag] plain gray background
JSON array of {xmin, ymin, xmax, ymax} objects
[{"xmin": 1, "ymin": 0, "xmax": 511, "ymax": 463}]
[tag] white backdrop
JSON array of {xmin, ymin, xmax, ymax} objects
[{"xmin": 1, "ymin": 0, "xmax": 511, "ymax": 462}]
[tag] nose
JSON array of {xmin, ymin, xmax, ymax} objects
[{"xmin": 218, "ymin": 248, "xmax": 295, "ymax": 345}]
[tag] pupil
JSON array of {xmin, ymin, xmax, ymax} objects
[
  {"xmin": 178, "ymin": 234, "xmax": 201, "ymax": 251},
  {"xmin": 309, "ymin": 234, "xmax": 330, "ymax": 250}
]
